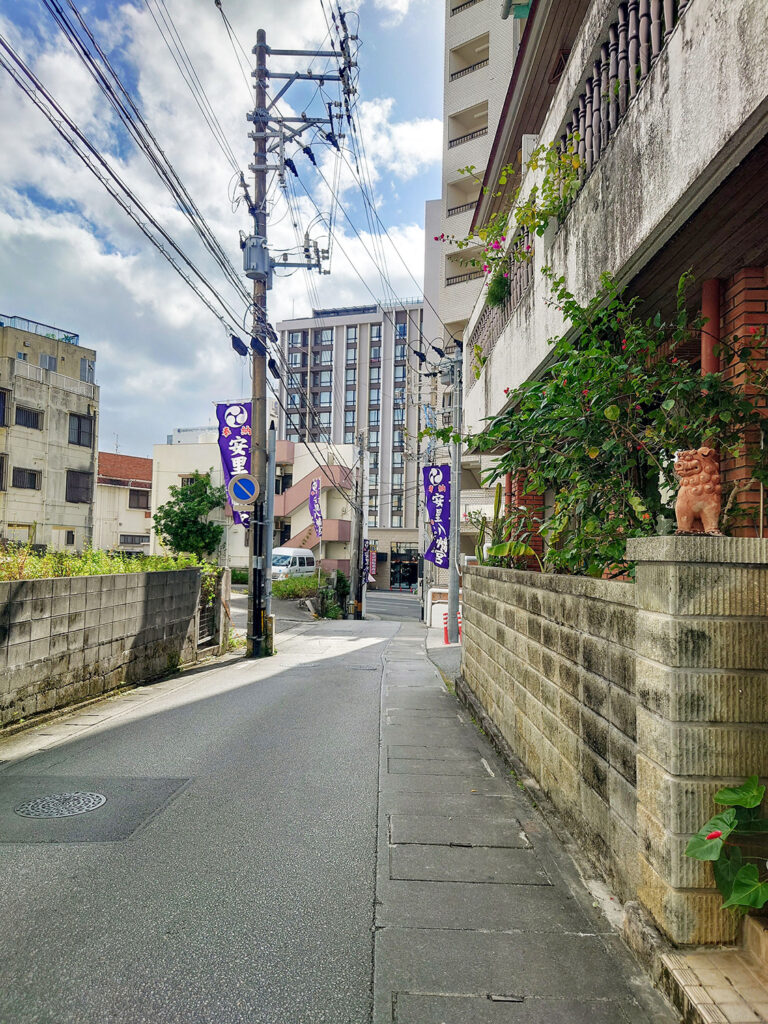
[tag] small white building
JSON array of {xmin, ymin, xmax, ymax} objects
[{"xmin": 93, "ymin": 452, "xmax": 153, "ymax": 554}]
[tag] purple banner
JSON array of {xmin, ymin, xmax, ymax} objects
[
  {"xmin": 423, "ymin": 464, "xmax": 451, "ymax": 568},
  {"xmin": 309, "ymin": 477, "xmax": 323, "ymax": 538},
  {"xmin": 216, "ymin": 402, "xmax": 252, "ymax": 528}
]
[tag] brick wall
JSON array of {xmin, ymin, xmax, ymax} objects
[
  {"xmin": 461, "ymin": 537, "xmax": 768, "ymax": 945},
  {"xmin": 0, "ymin": 569, "xmax": 207, "ymax": 729}
]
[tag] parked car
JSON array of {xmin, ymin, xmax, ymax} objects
[{"xmin": 270, "ymin": 547, "xmax": 316, "ymax": 580}]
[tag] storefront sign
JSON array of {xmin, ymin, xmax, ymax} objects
[
  {"xmin": 309, "ymin": 478, "xmax": 323, "ymax": 538},
  {"xmin": 216, "ymin": 402, "xmax": 252, "ymax": 529},
  {"xmin": 423, "ymin": 464, "xmax": 450, "ymax": 568}
]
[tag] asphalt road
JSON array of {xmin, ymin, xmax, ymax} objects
[
  {"xmin": 0, "ymin": 620, "xmax": 396, "ymax": 1024},
  {"xmin": 365, "ymin": 589, "xmax": 421, "ymax": 621}
]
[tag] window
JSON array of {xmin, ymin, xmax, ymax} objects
[
  {"xmin": 298, "ymin": 556, "xmax": 306, "ymax": 567},
  {"xmin": 288, "ymin": 413, "xmax": 301, "ymax": 430},
  {"xmin": 392, "ymin": 514, "xmax": 403, "ymax": 528},
  {"xmin": 344, "ymin": 430, "xmax": 354, "ymax": 444},
  {"xmin": 13, "ymin": 467, "xmax": 41, "ymax": 489},
  {"xmin": 368, "ymin": 429, "xmax": 379, "ymax": 447},
  {"xmin": 392, "ymin": 494, "xmax": 404, "ymax": 513},
  {"xmin": 369, "ymin": 387, "xmax": 380, "ymax": 405},
  {"xmin": 394, "ymin": 366, "xmax": 406, "ymax": 382},
  {"xmin": 181, "ymin": 476, "xmax": 196, "ymax": 487},
  {"xmin": 68, "ymin": 413, "xmax": 93, "ymax": 448},
  {"xmin": 288, "ymin": 432, "xmax": 300, "ymax": 443},
  {"xmin": 393, "ymin": 407, "xmax": 405, "ymax": 425},
  {"xmin": 370, "ymin": 345, "xmax": 381, "ymax": 362},
  {"xmin": 120, "ymin": 534, "xmax": 150, "ymax": 546},
  {"xmin": 395, "ymin": 343, "xmax": 407, "ymax": 360},
  {"xmin": 395, "ymin": 322, "xmax": 407, "ymax": 339},
  {"xmin": 17, "ymin": 351, "xmax": 28, "ymax": 362},
  {"xmin": 368, "ymin": 512, "xmax": 378, "ymax": 527},
  {"xmin": 392, "ymin": 451, "xmax": 404, "ymax": 468},
  {"xmin": 369, "ymin": 409, "xmax": 379, "ymax": 426},
  {"xmin": 346, "ymin": 326, "xmax": 358, "ymax": 342},
  {"xmin": 392, "ymin": 472, "xmax": 404, "ymax": 488},
  {"xmin": 320, "ymin": 370, "xmax": 332, "ymax": 386},
  {"xmin": 80, "ymin": 357, "xmax": 95, "ymax": 383},
  {"xmin": 369, "ymin": 366, "xmax": 380, "ymax": 383},
  {"xmin": 288, "ymin": 373, "xmax": 302, "ymax": 389},
  {"xmin": 345, "ymin": 410, "xmax": 355, "ymax": 426},
  {"xmin": 346, "ymin": 344, "xmax": 357, "ymax": 364},
  {"xmin": 0, "ymin": 389, "xmax": 7, "ymax": 426},
  {"xmin": 345, "ymin": 388, "xmax": 356, "ymax": 405},
  {"xmin": 394, "ymin": 387, "xmax": 405, "ymax": 405},
  {"xmin": 66, "ymin": 470, "xmax": 93, "ymax": 503},
  {"xmin": 40, "ymin": 353, "xmax": 57, "ymax": 372},
  {"xmin": 320, "ymin": 349, "xmax": 333, "ymax": 365},
  {"xmin": 15, "ymin": 406, "xmax": 42, "ymax": 430},
  {"xmin": 345, "ymin": 368, "xmax": 356, "ymax": 384},
  {"xmin": 393, "ymin": 429, "xmax": 404, "ymax": 447},
  {"xmin": 289, "ymin": 331, "xmax": 304, "ymax": 347},
  {"xmin": 370, "ymin": 324, "xmax": 382, "ymax": 341},
  {"xmin": 129, "ymin": 488, "xmax": 150, "ymax": 509},
  {"xmin": 288, "ymin": 393, "xmax": 300, "ymax": 407},
  {"xmin": 316, "ymin": 328, "xmax": 333, "ymax": 345},
  {"xmin": 318, "ymin": 391, "xmax": 332, "ymax": 407},
  {"xmin": 317, "ymin": 411, "xmax": 331, "ymax": 427},
  {"xmin": 289, "ymin": 352, "xmax": 302, "ymax": 367},
  {"xmin": 369, "ymin": 472, "xmax": 378, "ymax": 488},
  {"xmin": 65, "ymin": 530, "xmax": 75, "ymax": 546}
]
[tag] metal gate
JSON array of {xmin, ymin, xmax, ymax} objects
[{"xmin": 197, "ymin": 602, "xmax": 215, "ymax": 646}]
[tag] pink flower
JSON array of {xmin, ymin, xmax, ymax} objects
[
  {"xmin": 749, "ymin": 326, "xmax": 758, "ymax": 334},
  {"xmin": 500, "ymin": 235, "xmax": 506, "ymax": 241},
  {"xmin": 433, "ymin": 236, "xmax": 439, "ymax": 241},
  {"xmin": 503, "ymin": 272, "xmax": 509, "ymax": 278},
  {"xmin": 671, "ymin": 357, "xmax": 678, "ymax": 364},
  {"xmin": 503, "ymin": 387, "xmax": 510, "ymax": 396},
  {"xmin": 482, "ymin": 264, "xmax": 489, "ymax": 273},
  {"xmin": 706, "ymin": 830, "xmax": 723, "ymax": 840}
]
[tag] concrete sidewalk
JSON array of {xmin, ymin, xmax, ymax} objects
[{"xmin": 374, "ymin": 622, "xmax": 678, "ymax": 1024}]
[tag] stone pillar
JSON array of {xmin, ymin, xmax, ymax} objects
[{"xmin": 627, "ymin": 536, "xmax": 768, "ymax": 944}]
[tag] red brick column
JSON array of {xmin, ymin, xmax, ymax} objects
[
  {"xmin": 512, "ymin": 472, "xmax": 544, "ymax": 570},
  {"xmin": 719, "ymin": 266, "xmax": 768, "ymax": 536}
]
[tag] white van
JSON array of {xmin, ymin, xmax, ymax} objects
[{"xmin": 270, "ymin": 547, "xmax": 317, "ymax": 580}]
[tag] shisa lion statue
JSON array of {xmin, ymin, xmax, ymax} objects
[{"xmin": 674, "ymin": 447, "xmax": 722, "ymax": 534}]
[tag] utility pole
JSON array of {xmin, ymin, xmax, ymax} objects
[
  {"xmin": 350, "ymin": 431, "xmax": 365, "ymax": 619},
  {"xmin": 447, "ymin": 343, "xmax": 463, "ymax": 643},
  {"xmin": 240, "ymin": 23, "xmax": 357, "ymax": 650}
]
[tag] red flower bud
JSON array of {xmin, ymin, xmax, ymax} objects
[{"xmin": 706, "ymin": 830, "xmax": 723, "ymax": 840}]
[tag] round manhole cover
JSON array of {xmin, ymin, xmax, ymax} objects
[{"xmin": 14, "ymin": 792, "xmax": 107, "ymax": 818}]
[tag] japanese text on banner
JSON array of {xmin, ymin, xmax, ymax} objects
[
  {"xmin": 422, "ymin": 464, "xmax": 451, "ymax": 568},
  {"xmin": 216, "ymin": 402, "xmax": 252, "ymax": 529}
]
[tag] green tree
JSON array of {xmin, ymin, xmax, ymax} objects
[{"xmin": 153, "ymin": 471, "xmax": 226, "ymax": 559}]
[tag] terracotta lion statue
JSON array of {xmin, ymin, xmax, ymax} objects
[{"xmin": 674, "ymin": 447, "xmax": 722, "ymax": 534}]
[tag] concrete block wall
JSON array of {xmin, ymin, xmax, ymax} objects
[
  {"xmin": 0, "ymin": 568, "xmax": 201, "ymax": 728},
  {"xmin": 461, "ymin": 564, "xmax": 641, "ymax": 901},
  {"xmin": 461, "ymin": 537, "xmax": 768, "ymax": 945}
]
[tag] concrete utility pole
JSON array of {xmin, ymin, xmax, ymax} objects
[
  {"xmin": 447, "ymin": 344, "xmax": 463, "ymax": 644},
  {"xmin": 350, "ymin": 432, "xmax": 365, "ymax": 619},
  {"xmin": 242, "ymin": 26, "xmax": 355, "ymax": 655}
]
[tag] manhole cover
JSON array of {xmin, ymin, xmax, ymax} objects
[{"xmin": 14, "ymin": 792, "xmax": 107, "ymax": 818}]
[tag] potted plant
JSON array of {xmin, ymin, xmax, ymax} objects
[{"xmin": 685, "ymin": 775, "xmax": 768, "ymax": 912}]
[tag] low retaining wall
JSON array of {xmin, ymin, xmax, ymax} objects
[
  {"xmin": 0, "ymin": 568, "xmax": 227, "ymax": 729},
  {"xmin": 461, "ymin": 537, "xmax": 768, "ymax": 945}
]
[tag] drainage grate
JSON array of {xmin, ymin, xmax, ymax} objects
[{"xmin": 14, "ymin": 792, "xmax": 107, "ymax": 818}]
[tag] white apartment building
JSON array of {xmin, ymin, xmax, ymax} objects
[
  {"xmin": 0, "ymin": 314, "xmax": 98, "ymax": 551},
  {"xmin": 94, "ymin": 452, "xmax": 153, "ymax": 554}
]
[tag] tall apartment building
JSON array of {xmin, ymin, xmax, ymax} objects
[
  {"xmin": 276, "ymin": 302, "xmax": 426, "ymax": 589},
  {"xmin": 0, "ymin": 314, "xmax": 98, "ymax": 550},
  {"xmin": 433, "ymin": 0, "xmax": 522, "ymax": 346}
]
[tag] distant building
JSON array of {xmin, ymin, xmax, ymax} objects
[
  {"xmin": 0, "ymin": 314, "xmax": 98, "ymax": 551},
  {"xmin": 94, "ymin": 452, "xmax": 152, "ymax": 554}
]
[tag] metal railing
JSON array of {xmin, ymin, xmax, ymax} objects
[
  {"xmin": 11, "ymin": 358, "xmax": 97, "ymax": 398},
  {"xmin": 450, "ymin": 58, "xmax": 489, "ymax": 81},
  {"xmin": 450, "ymin": 0, "xmax": 482, "ymax": 14},
  {"xmin": 12, "ymin": 360, "xmax": 44, "ymax": 384},
  {"xmin": 446, "ymin": 270, "xmax": 484, "ymax": 287},
  {"xmin": 448, "ymin": 126, "xmax": 488, "ymax": 149},
  {"xmin": 467, "ymin": 228, "xmax": 534, "ymax": 363},
  {"xmin": 0, "ymin": 314, "xmax": 79, "ymax": 345},
  {"xmin": 447, "ymin": 200, "xmax": 477, "ymax": 217}
]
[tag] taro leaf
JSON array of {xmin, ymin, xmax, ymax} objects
[
  {"xmin": 715, "ymin": 775, "xmax": 766, "ymax": 809},
  {"xmin": 721, "ymin": 863, "xmax": 768, "ymax": 910},
  {"xmin": 685, "ymin": 809, "xmax": 737, "ymax": 861},
  {"xmin": 488, "ymin": 540, "xmax": 535, "ymax": 560},
  {"xmin": 712, "ymin": 846, "xmax": 742, "ymax": 901},
  {"xmin": 604, "ymin": 405, "xmax": 620, "ymax": 421}
]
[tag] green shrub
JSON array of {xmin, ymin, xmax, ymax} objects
[
  {"xmin": 0, "ymin": 544, "xmax": 209, "ymax": 582},
  {"xmin": 231, "ymin": 568, "xmax": 249, "ymax": 585},
  {"xmin": 486, "ymin": 268, "xmax": 510, "ymax": 307},
  {"xmin": 271, "ymin": 576, "xmax": 319, "ymax": 600}
]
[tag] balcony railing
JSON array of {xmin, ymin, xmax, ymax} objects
[
  {"xmin": 446, "ymin": 270, "xmax": 484, "ymax": 287},
  {"xmin": 450, "ymin": 0, "xmax": 482, "ymax": 14},
  {"xmin": 448, "ymin": 126, "xmax": 488, "ymax": 149},
  {"xmin": 561, "ymin": 0, "xmax": 691, "ymax": 189},
  {"xmin": 0, "ymin": 314, "xmax": 79, "ymax": 345},
  {"xmin": 11, "ymin": 358, "xmax": 97, "ymax": 398},
  {"xmin": 446, "ymin": 200, "xmax": 477, "ymax": 217},
  {"xmin": 467, "ymin": 227, "xmax": 533, "ymax": 361},
  {"xmin": 450, "ymin": 58, "xmax": 489, "ymax": 82}
]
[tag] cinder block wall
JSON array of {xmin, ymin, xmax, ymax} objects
[
  {"xmin": 461, "ymin": 537, "xmax": 768, "ymax": 946},
  {"xmin": 461, "ymin": 565, "xmax": 641, "ymax": 899},
  {"xmin": 0, "ymin": 568, "xmax": 201, "ymax": 728}
]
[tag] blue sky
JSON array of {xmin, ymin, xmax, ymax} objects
[{"xmin": 0, "ymin": 0, "xmax": 444, "ymax": 454}]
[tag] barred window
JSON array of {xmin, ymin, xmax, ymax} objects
[
  {"xmin": 68, "ymin": 413, "xmax": 94, "ymax": 448},
  {"xmin": 13, "ymin": 467, "xmax": 41, "ymax": 489},
  {"xmin": 66, "ymin": 470, "xmax": 92, "ymax": 503},
  {"xmin": 15, "ymin": 406, "xmax": 42, "ymax": 430},
  {"xmin": 120, "ymin": 534, "xmax": 150, "ymax": 545}
]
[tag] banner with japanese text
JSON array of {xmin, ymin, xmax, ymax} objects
[
  {"xmin": 308, "ymin": 478, "xmax": 323, "ymax": 538},
  {"xmin": 216, "ymin": 402, "xmax": 252, "ymax": 528},
  {"xmin": 423, "ymin": 464, "xmax": 451, "ymax": 568}
]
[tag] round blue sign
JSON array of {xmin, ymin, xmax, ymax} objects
[{"xmin": 233, "ymin": 478, "xmax": 256, "ymax": 501}]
